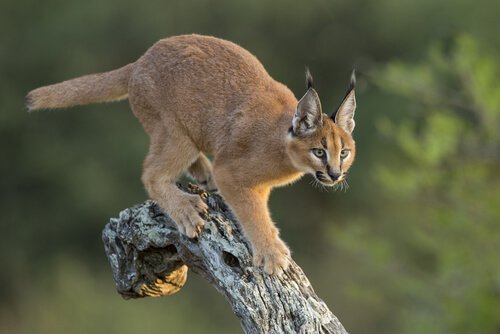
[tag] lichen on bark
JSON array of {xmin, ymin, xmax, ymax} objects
[{"xmin": 102, "ymin": 185, "xmax": 348, "ymax": 334}]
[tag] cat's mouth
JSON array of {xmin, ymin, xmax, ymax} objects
[
  {"xmin": 315, "ymin": 171, "xmax": 336, "ymax": 186},
  {"xmin": 314, "ymin": 171, "xmax": 345, "ymax": 187}
]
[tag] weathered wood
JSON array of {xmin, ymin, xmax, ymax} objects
[{"xmin": 102, "ymin": 185, "xmax": 348, "ymax": 334}]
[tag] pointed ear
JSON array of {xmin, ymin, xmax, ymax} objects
[
  {"xmin": 332, "ymin": 71, "xmax": 356, "ymax": 134},
  {"xmin": 292, "ymin": 88, "xmax": 323, "ymax": 136}
]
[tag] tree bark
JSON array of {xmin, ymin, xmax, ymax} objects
[{"xmin": 102, "ymin": 184, "xmax": 348, "ymax": 334}]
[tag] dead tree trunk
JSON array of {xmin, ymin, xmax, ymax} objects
[{"xmin": 102, "ymin": 185, "xmax": 348, "ymax": 334}]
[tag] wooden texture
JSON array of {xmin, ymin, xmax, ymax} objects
[{"xmin": 102, "ymin": 185, "xmax": 348, "ymax": 334}]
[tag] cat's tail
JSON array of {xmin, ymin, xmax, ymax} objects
[{"xmin": 26, "ymin": 63, "xmax": 134, "ymax": 111}]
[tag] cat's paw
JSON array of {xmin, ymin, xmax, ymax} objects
[
  {"xmin": 253, "ymin": 237, "xmax": 291, "ymax": 275},
  {"xmin": 169, "ymin": 194, "xmax": 208, "ymax": 238},
  {"xmin": 199, "ymin": 175, "xmax": 218, "ymax": 192}
]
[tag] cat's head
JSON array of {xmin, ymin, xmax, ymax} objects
[{"xmin": 286, "ymin": 70, "xmax": 357, "ymax": 188}]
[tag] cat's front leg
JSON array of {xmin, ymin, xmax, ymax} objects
[{"xmin": 214, "ymin": 175, "xmax": 290, "ymax": 274}]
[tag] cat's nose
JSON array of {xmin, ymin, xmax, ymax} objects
[{"xmin": 328, "ymin": 171, "xmax": 341, "ymax": 181}]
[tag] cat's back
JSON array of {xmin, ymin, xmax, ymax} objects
[{"xmin": 137, "ymin": 34, "xmax": 272, "ymax": 93}]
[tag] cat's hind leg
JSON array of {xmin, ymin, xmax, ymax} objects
[
  {"xmin": 141, "ymin": 128, "xmax": 208, "ymax": 238},
  {"xmin": 188, "ymin": 153, "xmax": 217, "ymax": 192}
]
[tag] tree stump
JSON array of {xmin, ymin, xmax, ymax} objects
[{"xmin": 102, "ymin": 185, "xmax": 348, "ymax": 334}]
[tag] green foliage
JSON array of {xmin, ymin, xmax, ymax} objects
[
  {"xmin": 0, "ymin": 259, "xmax": 239, "ymax": 334},
  {"xmin": 334, "ymin": 36, "xmax": 500, "ymax": 334}
]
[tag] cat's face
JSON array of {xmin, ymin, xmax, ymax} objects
[
  {"xmin": 286, "ymin": 119, "xmax": 355, "ymax": 187},
  {"xmin": 286, "ymin": 71, "xmax": 356, "ymax": 188}
]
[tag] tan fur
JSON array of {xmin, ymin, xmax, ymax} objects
[
  {"xmin": 26, "ymin": 64, "xmax": 133, "ymax": 110},
  {"xmin": 27, "ymin": 34, "xmax": 357, "ymax": 274}
]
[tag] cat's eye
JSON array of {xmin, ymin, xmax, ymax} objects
[
  {"xmin": 312, "ymin": 148, "xmax": 326, "ymax": 158},
  {"xmin": 340, "ymin": 149, "xmax": 350, "ymax": 159}
]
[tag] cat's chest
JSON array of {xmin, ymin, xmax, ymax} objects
[{"xmin": 265, "ymin": 170, "xmax": 304, "ymax": 189}]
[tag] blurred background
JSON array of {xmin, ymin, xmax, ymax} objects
[{"xmin": 1, "ymin": 0, "xmax": 499, "ymax": 333}]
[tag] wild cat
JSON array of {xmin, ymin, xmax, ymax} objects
[{"xmin": 27, "ymin": 34, "xmax": 357, "ymax": 274}]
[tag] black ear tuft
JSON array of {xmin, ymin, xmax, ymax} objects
[
  {"xmin": 344, "ymin": 69, "xmax": 356, "ymax": 98},
  {"xmin": 305, "ymin": 67, "xmax": 314, "ymax": 89}
]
